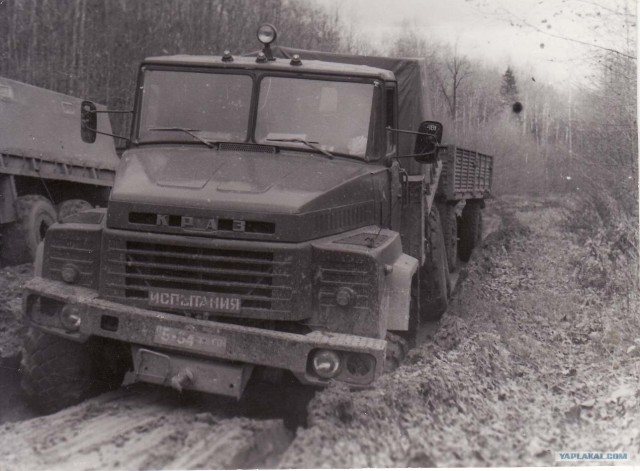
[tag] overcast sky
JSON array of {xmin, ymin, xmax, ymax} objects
[{"xmin": 313, "ymin": 0, "xmax": 634, "ymax": 88}]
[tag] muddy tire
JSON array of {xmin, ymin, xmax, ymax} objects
[
  {"xmin": 57, "ymin": 199, "xmax": 92, "ymax": 222},
  {"xmin": 20, "ymin": 329, "xmax": 127, "ymax": 414},
  {"xmin": 1, "ymin": 195, "xmax": 57, "ymax": 265},
  {"xmin": 420, "ymin": 205, "xmax": 449, "ymax": 321},
  {"xmin": 439, "ymin": 203, "xmax": 458, "ymax": 271},
  {"xmin": 458, "ymin": 201, "xmax": 483, "ymax": 262},
  {"xmin": 384, "ymin": 332, "xmax": 408, "ymax": 373}
]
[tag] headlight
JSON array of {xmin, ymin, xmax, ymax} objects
[
  {"xmin": 61, "ymin": 263, "xmax": 80, "ymax": 284},
  {"xmin": 257, "ymin": 24, "xmax": 277, "ymax": 45},
  {"xmin": 311, "ymin": 349, "xmax": 342, "ymax": 379},
  {"xmin": 335, "ymin": 287, "xmax": 356, "ymax": 307},
  {"xmin": 60, "ymin": 304, "xmax": 82, "ymax": 332}
]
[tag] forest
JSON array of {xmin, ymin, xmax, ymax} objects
[{"xmin": 1, "ymin": 0, "xmax": 637, "ymax": 292}]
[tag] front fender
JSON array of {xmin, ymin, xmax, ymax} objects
[{"xmin": 381, "ymin": 253, "xmax": 418, "ymax": 331}]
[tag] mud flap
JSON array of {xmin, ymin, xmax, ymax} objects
[{"xmin": 125, "ymin": 346, "xmax": 254, "ymax": 399}]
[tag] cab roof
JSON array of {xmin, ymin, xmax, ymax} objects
[{"xmin": 142, "ymin": 54, "xmax": 397, "ymax": 82}]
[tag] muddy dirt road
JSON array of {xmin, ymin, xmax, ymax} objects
[{"xmin": 0, "ymin": 196, "xmax": 637, "ymax": 469}]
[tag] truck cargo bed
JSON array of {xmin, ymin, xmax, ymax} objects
[
  {"xmin": 438, "ymin": 145, "xmax": 493, "ymax": 201},
  {"xmin": 0, "ymin": 76, "xmax": 119, "ymax": 179}
]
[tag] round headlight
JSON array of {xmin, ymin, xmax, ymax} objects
[
  {"xmin": 60, "ymin": 304, "xmax": 82, "ymax": 332},
  {"xmin": 61, "ymin": 263, "xmax": 79, "ymax": 284},
  {"xmin": 311, "ymin": 349, "xmax": 342, "ymax": 379},
  {"xmin": 335, "ymin": 287, "xmax": 356, "ymax": 307},
  {"xmin": 257, "ymin": 24, "xmax": 277, "ymax": 45}
]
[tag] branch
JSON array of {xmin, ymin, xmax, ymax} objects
[
  {"xmin": 492, "ymin": 3, "xmax": 637, "ymax": 60},
  {"xmin": 523, "ymin": 17, "xmax": 637, "ymax": 60}
]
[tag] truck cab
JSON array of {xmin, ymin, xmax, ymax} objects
[{"xmin": 21, "ymin": 26, "xmax": 490, "ymax": 412}]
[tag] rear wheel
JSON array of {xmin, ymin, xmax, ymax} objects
[
  {"xmin": 420, "ymin": 205, "xmax": 449, "ymax": 321},
  {"xmin": 458, "ymin": 200, "xmax": 483, "ymax": 262},
  {"xmin": 439, "ymin": 203, "xmax": 458, "ymax": 271},
  {"xmin": 1, "ymin": 195, "xmax": 57, "ymax": 265},
  {"xmin": 21, "ymin": 328, "xmax": 128, "ymax": 414}
]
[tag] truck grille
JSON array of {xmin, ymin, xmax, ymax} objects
[{"xmin": 101, "ymin": 234, "xmax": 302, "ymax": 320}]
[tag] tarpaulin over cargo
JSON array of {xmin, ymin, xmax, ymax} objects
[
  {"xmin": 0, "ymin": 77, "xmax": 120, "ymax": 170},
  {"xmin": 247, "ymin": 46, "xmax": 432, "ymax": 159}
]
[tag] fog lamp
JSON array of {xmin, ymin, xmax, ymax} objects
[
  {"xmin": 311, "ymin": 349, "xmax": 342, "ymax": 379},
  {"xmin": 335, "ymin": 287, "xmax": 356, "ymax": 307},
  {"xmin": 61, "ymin": 263, "xmax": 79, "ymax": 284},
  {"xmin": 257, "ymin": 24, "xmax": 277, "ymax": 45},
  {"xmin": 60, "ymin": 304, "xmax": 82, "ymax": 332}
]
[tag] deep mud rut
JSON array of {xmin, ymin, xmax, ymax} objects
[{"xmin": 0, "ymin": 195, "xmax": 637, "ymax": 469}]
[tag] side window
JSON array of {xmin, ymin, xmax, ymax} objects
[{"xmin": 386, "ymin": 88, "xmax": 397, "ymax": 156}]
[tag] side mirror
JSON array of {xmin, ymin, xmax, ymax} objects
[
  {"xmin": 80, "ymin": 101, "xmax": 97, "ymax": 143},
  {"xmin": 414, "ymin": 120, "xmax": 443, "ymax": 163}
]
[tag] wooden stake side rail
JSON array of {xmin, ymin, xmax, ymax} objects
[{"xmin": 438, "ymin": 145, "xmax": 493, "ymax": 201}]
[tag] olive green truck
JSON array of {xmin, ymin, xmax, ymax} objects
[{"xmin": 21, "ymin": 25, "xmax": 492, "ymax": 412}]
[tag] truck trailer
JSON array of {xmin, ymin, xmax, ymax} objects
[
  {"xmin": 0, "ymin": 77, "xmax": 119, "ymax": 265},
  {"xmin": 20, "ymin": 25, "xmax": 492, "ymax": 412}
]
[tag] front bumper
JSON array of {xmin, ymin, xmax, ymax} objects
[{"xmin": 23, "ymin": 277, "xmax": 386, "ymax": 392}]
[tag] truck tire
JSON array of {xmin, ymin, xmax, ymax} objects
[
  {"xmin": 20, "ymin": 329, "xmax": 127, "ymax": 414},
  {"xmin": 384, "ymin": 332, "xmax": 408, "ymax": 373},
  {"xmin": 1, "ymin": 195, "xmax": 57, "ymax": 265},
  {"xmin": 439, "ymin": 203, "xmax": 458, "ymax": 271},
  {"xmin": 57, "ymin": 199, "xmax": 92, "ymax": 222},
  {"xmin": 420, "ymin": 205, "xmax": 449, "ymax": 321},
  {"xmin": 458, "ymin": 201, "xmax": 483, "ymax": 262}
]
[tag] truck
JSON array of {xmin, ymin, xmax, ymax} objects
[
  {"xmin": 20, "ymin": 25, "xmax": 492, "ymax": 413},
  {"xmin": 0, "ymin": 77, "xmax": 119, "ymax": 265}
]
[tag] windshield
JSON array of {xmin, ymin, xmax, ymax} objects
[
  {"xmin": 255, "ymin": 77, "xmax": 374, "ymax": 158},
  {"xmin": 138, "ymin": 70, "xmax": 252, "ymax": 143}
]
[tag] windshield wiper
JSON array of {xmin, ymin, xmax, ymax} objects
[
  {"xmin": 148, "ymin": 127, "xmax": 215, "ymax": 149},
  {"xmin": 267, "ymin": 138, "xmax": 334, "ymax": 159}
]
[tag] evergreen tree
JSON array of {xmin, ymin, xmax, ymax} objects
[{"xmin": 500, "ymin": 67, "xmax": 519, "ymax": 106}]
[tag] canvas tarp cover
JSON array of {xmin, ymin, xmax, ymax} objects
[
  {"xmin": 0, "ymin": 77, "xmax": 120, "ymax": 171},
  {"xmin": 252, "ymin": 46, "xmax": 431, "ymax": 158}
]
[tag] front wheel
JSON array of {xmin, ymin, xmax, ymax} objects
[
  {"xmin": 20, "ymin": 329, "xmax": 127, "ymax": 414},
  {"xmin": 420, "ymin": 205, "xmax": 449, "ymax": 321}
]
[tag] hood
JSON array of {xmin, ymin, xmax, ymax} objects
[{"xmin": 107, "ymin": 145, "xmax": 386, "ymax": 242}]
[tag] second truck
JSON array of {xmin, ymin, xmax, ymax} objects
[{"xmin": 20, "ymin": 25, "xmax": 492, "ymax": 412}]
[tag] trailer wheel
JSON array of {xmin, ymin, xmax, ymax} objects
[
  {"xmin": 439, "ymin": 203, "xmax": 458, "ymax": 271},
  {"xmin": 57, "ymin": 199, "xmax": 92, "ymax": 222},
  {"xmin": 458, "ymin": 201, "xmax": 484, "ymax": 262},
  {"xmin": 1, "ymin": 195, "xmax": 57, "ymax": 265},
  {"xmin": 420, "ymin": 205, "xmax": 449, "ymax": 321},
  {"xmin": 20, "ymin": 329, "xmax": 127, "ymax": 414}
]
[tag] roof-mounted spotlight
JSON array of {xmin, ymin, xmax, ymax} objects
[{"xmin": 257, "ymin": 24, "xmax": 278, "ymax": 61}]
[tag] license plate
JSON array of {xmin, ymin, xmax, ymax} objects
[
  {"xmin": 148, "ymin": 288, "xmax": 241, "ymax": 313},
  {"xmin": 154, "ymin": 325, "xmax": 227, "ymax": 354}
]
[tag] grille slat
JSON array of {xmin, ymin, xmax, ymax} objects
[
  {"xmin": 110, "ymin": 271, "xmax": 288, "ymax": 293},
  {"xmin": 108, "ymin": 247, "xmax": 287, "ymax": 266},
  {"xmin": 110, "ymin": 259, "xmax": 289, "ymax": 279}
]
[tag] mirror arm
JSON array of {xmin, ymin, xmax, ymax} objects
[
  {"xmin": 396, "ymin": 145, "xmax": 446, "ymax": 159},
  {"xmin": 386, "ymin": 126, "xmax": 434, "ymax": 137},
  {"xmin": 81, "ymin": 124, "xmax": 131, "ymax": 142},
  {"xmin": 396, "ymin": 153, "xmax": 437, "ymax": 159},
  {"xmin": 87, "ymin": 109, "xmax": 133, "ymax": 114}
]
